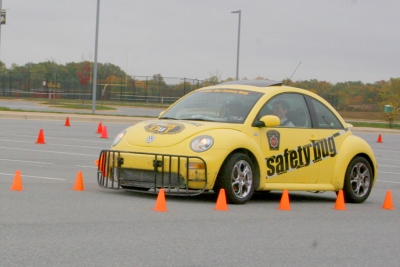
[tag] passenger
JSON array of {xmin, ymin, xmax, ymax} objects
[{"xmin": 272, "ymin": 100, "xmax": 295, "ymax": 127}]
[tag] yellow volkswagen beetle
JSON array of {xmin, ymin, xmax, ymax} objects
[{"xmin": 97, "ymin": 80, "xmax": 377, "ymax": 204}]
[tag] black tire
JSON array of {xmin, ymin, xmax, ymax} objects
[
  {"xmin": 212, "ymin": 181, "xmax": 222, "ymax": 194},
  {"xmin": 219, "ymin": 153, "xmax": 256, "ymax": 204},
  {"xmin": 343, "ymin": 156, "xmax": 373, "ymax": 203}
]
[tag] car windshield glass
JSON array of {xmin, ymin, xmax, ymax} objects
[{"xmin": 160, "ymin": 89, "xmax": 263, "ymax": 123}]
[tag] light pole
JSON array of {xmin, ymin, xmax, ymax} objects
[
  {"xmin": 231, "ymin": 10, "xmax": 241, "ymax": 80},
  {"xmin": 92, "ymin": 0, "xmax": 100, "ymax": 114},
  {"xmin": 0, "ymin": 0, "xmax": 3, "ymax": 64}
]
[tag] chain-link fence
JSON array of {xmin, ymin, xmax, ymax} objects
[
  {"xmin": 2, "ymin": 71, "xmax": 384, "ymax": 112},
  {"xmin": 0, "ymin": 72, "xmax": 217, "ymax": 104}
]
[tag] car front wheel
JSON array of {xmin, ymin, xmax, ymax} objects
[
  {"xmin": 219, "ymin": 153, "xmax": 255, "ymax": 204},
  {"xmin": 343, "ymin": 156, "xmax": 373, "ymax": 203}
]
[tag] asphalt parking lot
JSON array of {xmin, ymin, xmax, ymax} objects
[{"xmin": 1, "ymin": 116, "xmax": 400, "ymax": 267}]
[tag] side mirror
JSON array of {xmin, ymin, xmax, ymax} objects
[{"xmin": 253, "ymin": 115, "xmax": 280, "ymax": 128}]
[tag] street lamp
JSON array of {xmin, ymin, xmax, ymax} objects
[
  {"xmin": 92, "ymin": 0, "xmax": 100, "ymax": 114},
  {"xmin": 231, "ymin": 10, "xmax": 241, "ymax": 80}
]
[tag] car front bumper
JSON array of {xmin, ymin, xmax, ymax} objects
[{"xmin": 97, "ymin": 149, "xmax": 208, "ymax": 196}]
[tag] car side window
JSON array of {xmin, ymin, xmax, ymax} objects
[
  {"xmin": 257, "ymin": 93, "xmax": 311, "ymax": 128},
  {"xmin": 310, "ymin": 98, "xmax": 343, "ymax": 129}
]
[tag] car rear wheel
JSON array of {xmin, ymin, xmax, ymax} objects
[
  {"xmin": 343, "ymin": 156, "xmax": 373, "ymax": 203},
  {"xmin": 219, "ymin": 153, "xmax": 255, "ymax": 204}
]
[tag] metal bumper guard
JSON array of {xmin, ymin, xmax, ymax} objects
[{"xmin": 97, "ymin": 150, "xmax": 208, "ymax": 196}]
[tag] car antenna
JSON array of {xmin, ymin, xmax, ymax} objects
[{"xmin": 285, "ymin": 61, "xmax": 301, "ymax": 85}]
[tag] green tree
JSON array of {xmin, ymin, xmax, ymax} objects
[{"xmin": 380, "ymin": 78, "xmax": 400, "ymax": 128}]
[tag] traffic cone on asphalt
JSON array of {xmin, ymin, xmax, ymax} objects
[
  {"xmin": 35, "ymin": 129, "xmax": 46, "ymax": 144},
  {"xmin": 73, "ymin": 171, "xmax": 85, "ymax": 191},
  {"xmin": 334, "ymin": 190, "xmax": 346, "ymax": 210},
  {"xmin": 64, "ymin": 117, "xmax": 70, "ymax": 126},
  {"xmin": 376, "ymin": 134, "xmax": 383, "ymax": 143},
  {"xmin": 153, "ymin": 189, "xmax": 168, "ymax": 212},
  {"xmin": 215, "ymin": 189, "xmax": 228, "ymax": 211},
  {"xmin": 11, "ymin": 170, "xmax": 23, "ymax": 191},
  {"xmin": 278, "ymin": 189, "xmax": 291, "ymax": 210},
  {"xmin": 100, "ymin": 126, "xmax": 108, "ymax": 138},
  {"xmin": 382, "ymin": 190, "xmax": 394, "ymax": 210},
  {"xmin": 96, "ymin": 122, "xmax": 103, "ymax": 134}
]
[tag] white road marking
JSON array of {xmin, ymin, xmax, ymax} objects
[
  {"xmin": 376, "ymin": 180, "xmax": 400, "ymax": 184},
  {"xmin": 0, "ymin": 139, "xmax": 103, "ymax": 149},
  {"xmin": 0, "ymin": 158, "xmax": 54, "ymax": 165},
  {"xmin": 0, "ymin": 146, "xmax": 96, "ymax": 157},
  {"xmin": 0, "ymin": 172, "xmax": 65, "ymax": 181},
  {"xmin": 377, "ymin": 159, "xmax": 400, "ymax": 162},
  {"xmin": 379, "ymin": 171, "xmax": 400, "ymax": 175},
  {"xmin": 0, "ymin": 133, "xmax": 108, "ymax": 143},
  {"xmin": 373, "ymin": 148, "xmax": 400, "ymax": 153},
  {"xmin": 0, "ymin": 159, "xmax": 97, "ymax": 169},
  {"xmin": 378, "ymin": 164, "xmax": 400, "ymax": 168}
]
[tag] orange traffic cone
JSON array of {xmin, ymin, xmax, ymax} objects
[
  {"xmin": 278, "ymin": 189, "xmax": 291, "ymax": 210},
  {"xmin": 96, "ymin": 122, "xmax": 103, "ymax": 134},
  {"xmin": 215, "ymin": 189, "xmax": 228, "ymax": 211},
  {"xmin": 64, "ymin": 117, "xmax": 70, "ymax": 126},
  {"xmin": 100, "ymin": 126, "xmax": 108, "ymax": 139},
  {"xmin": 11, "ymin": 170, "xmax": 23, "ymax": 191},
  {"xmin": 153, "ymin": 189, "xmax": 168, "ymax": 212},
  {"xmin": 334, "ymin": 190, "xmax": 346, "ymax": 210},
  {"xmin": 376, "ymin": 134, "xmax": 383, "ymax": 143},
  {"xmin": 35, "ymin": 129, "xmax": 46, "ymax": 144},
  {"xmin": 73, "ymin": 171, "xmax": 85, "ymax": 191},
  {"xmin": 382, "ymin": 190, "xmax": 394, "ymax": 210}
]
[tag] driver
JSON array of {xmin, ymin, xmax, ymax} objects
[{"xmin": 272, "ymin": 100, "xmax": 294, "ymax": 127}]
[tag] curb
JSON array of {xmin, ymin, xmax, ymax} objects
[
  {"xmin": 1, "ymin": 111, "xmax": 400, "ymax": 134},
  {"xmin": 0, "ymin": 111, "xmax": 150, "ymax": 124}
]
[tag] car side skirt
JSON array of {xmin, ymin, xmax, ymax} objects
[{"xmin": 262, "ymin": 183, "xmax": 335, "ymax": 191}]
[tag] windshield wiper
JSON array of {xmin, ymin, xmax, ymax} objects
[{"xmin": 159, "ymin": 117, "xmax": 178, "ymax": 120}]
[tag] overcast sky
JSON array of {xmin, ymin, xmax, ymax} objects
[{"xmin": 0, "ymin": 0, "xmax": 399, "ymax": 84}]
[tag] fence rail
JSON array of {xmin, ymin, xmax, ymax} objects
[
  {"xmin": 0, "ymin": 72, "xmax": 216, "ymax": 104},
  {"xmin": 0, "ymin": 71, "xmax": 341, "ymax": 109}
]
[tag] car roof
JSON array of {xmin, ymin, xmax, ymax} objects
[{"xmin": 218, "ymin": 80, "xmax": 283, "ymax": 87}]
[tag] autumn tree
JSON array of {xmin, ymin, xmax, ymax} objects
[
  {"xmin": 380, "ymin": 78, "xmax": 400, "ymax": 127},
  {"xmin": 76, "ymin": 62, "xmax": 92, "ymax": 103}
]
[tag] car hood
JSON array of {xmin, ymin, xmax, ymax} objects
[{"xmin": 125, "ymin": 120, "xmax": 243, "ymax": 147}]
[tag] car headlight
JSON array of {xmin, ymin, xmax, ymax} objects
[
  {"xmin": 190, "ymin": 136, "xmax": 213, "ymax": 152},
  {"xmin": 112, "ymin": 130, "xmax": 126, "ymax": 147}
]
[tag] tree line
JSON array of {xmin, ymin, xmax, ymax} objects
[{"xmin": 0, "ymin": 61, "xmax": 399, "ymax": 112}]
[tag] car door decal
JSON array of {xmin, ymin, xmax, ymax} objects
[
  {"xmin": 265, "ymin": 128, "xmax": 348, "ymax": 178},
  {"xmin": 267, "ymin": 130, "xmax": 280, "ymax": 150}
]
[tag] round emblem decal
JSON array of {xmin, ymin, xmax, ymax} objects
[
  {"xmin": 267, "ymin": 130, "xmax": 280, "ymax": 150},
  {"xmin": 144, "ymin": 122, "xmax": 185, "ymax": 135},
  {"xmin": 146, "ymin": 135, "xmax": 155, "ymax": 143},
  {"xmin": 270, "ymin": 136, "xmax": 279, "ymax": 148}
]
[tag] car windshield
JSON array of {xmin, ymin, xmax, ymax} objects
[{"xmin": 160, "ymin": 88, "xmax": 263, "ymax": 123}]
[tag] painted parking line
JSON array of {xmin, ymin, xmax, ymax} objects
[
  {"xmin": 0, "ymin": 139, "xmax": 103, "ymax": 149},
  {"xmin": 373, "ymin": 148, "xmax": 400, "ymax": 153},
  {"xmin": 379, "ymin": 171, "xmax": 400, "ymax": 175},
  {"xmin": 0, "ymin": 133, "xmax": 108, "ymax": 143},
  {"xmin": 376, "ymin": 180, "xmax": 400, "ymax": 184},
  {"xmin": 0, "ymin": 159, "xmax": 97, "ymax": 169},
  {"xmin": 379, "ymin": 165, "xmax": 400, "ymax": 168},
  {"xmin": 0, "ymin": 146, "xmax": 96, "ymax": 157},
  {"xmin": 0, "ymin": 172, "xmax": 65, "ymax": 181}
]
